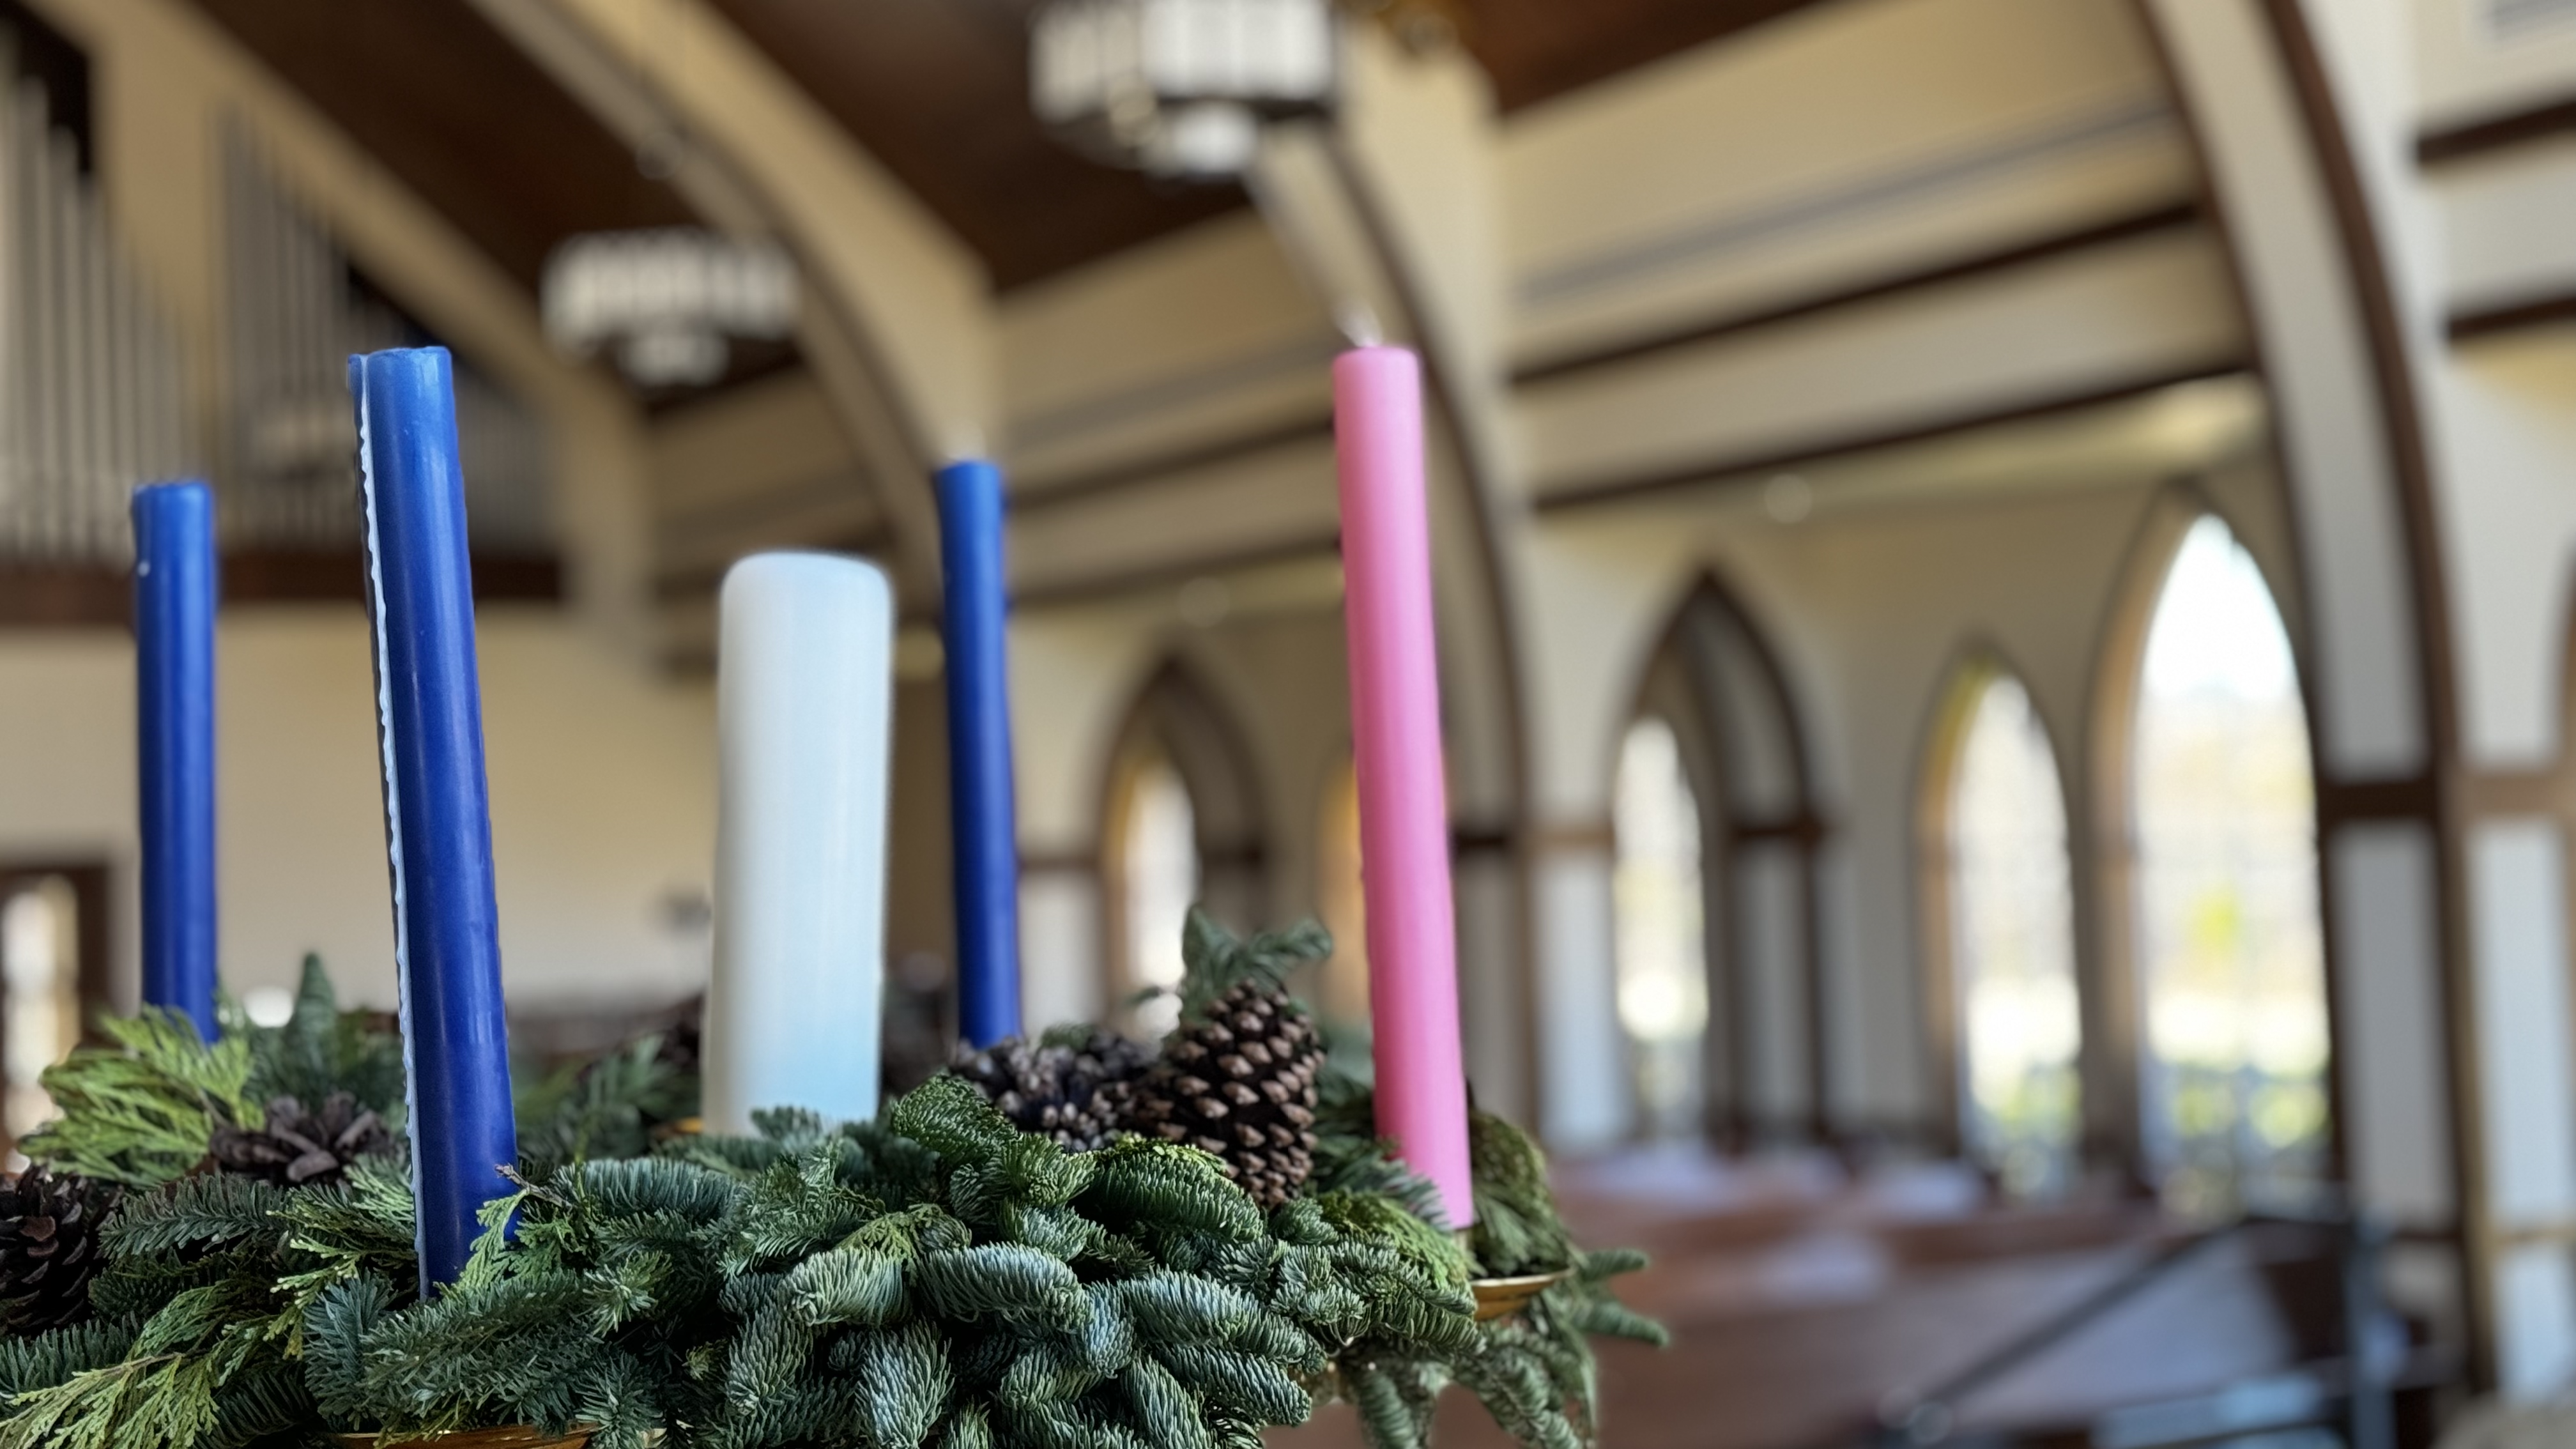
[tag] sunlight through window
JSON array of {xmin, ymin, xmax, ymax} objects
[
  {"xmin": 1614, "ymin": 717, "xmax": 1708, "ymax": 1139},
  {"xmin": 0, "ymin": 877, "xmax": 79, "ymax": 1149},
  {"xmin": 1315, "ymin": 756, "xmax": 1371, "ymax": 1029},
  {"xmin": 2135, "ymin": 516, "xmax": 2328, "ymax": 1216},
  {"xmin": 1120, "ymin": 756, "xmax": 1199, "ymax": 1038},
  {"xmin": 1948, "ymin": 673, "xmax": 2082, "ymax": 1196}
]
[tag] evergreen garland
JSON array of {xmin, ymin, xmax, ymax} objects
[{"xmin": 0, "ymin": 923, "xmax": 1659, "ymax": 1449}]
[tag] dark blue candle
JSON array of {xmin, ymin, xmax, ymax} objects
[
  {"xmin": 130, "ymin": 480, "xmax": 218, "ymax": 1042},
  {"xmin": 937, "ymin": 459, "xmax": 1022, "ymax": 1048},
  {"xmin": 349, "ymin": 347, "xmax": 516, "ymax": 1291}
]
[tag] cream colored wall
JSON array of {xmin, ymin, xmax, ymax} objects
[
  {"xmin": 1000, "ymin": 213, "xmax": 1336, "ymax": 489},
  {"xmin": 648, "ymin": 372, "xmax": 877, "ymax": 662},
  {"xmin": 0, "ymin": 610, "xmax": 716, "ymax": 1014},
  {"xmin": 2436, "ymin": 138, "xmax": 2576, "ymax": 316},
  {"xmin": 2415, "ymin": 0, "xmax": 2576, "ymax": 126},
  {"xmin": 1518, "ymin": 230, "xmax": 2245, "ymax": 493},
  {"xmin": 1500, "ymin": 0, "xmax": 2190, "ymax": 366},
  {"xmin": 2436, "ymin": 334, "xmax": 2576, "ymax": 769}
]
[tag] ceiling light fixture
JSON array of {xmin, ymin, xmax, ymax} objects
[
  {"xmin": 1031, "ymin": 0, "xmax": 1338, "ymax": 181},
  {"xmin": 541, "ymin": 228, "xmax": 797, "ymax": 388}
]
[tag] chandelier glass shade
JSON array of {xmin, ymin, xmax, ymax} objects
[
  {"xmin": 1031, "ymin": 0, "xmax": 1337, "ymax": 180},
  {"xmin": 542, "ymin": 229, "xmax": 798, "ymax": 388}
]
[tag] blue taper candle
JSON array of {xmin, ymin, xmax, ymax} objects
[
  {"xmin": 131, "ymin": 480, "xmax": 219, "ymax": 1041},
  {"xmin": 349, "ymin": 347, "xmax": 516, "ymax": 1292},
  {"xmin": 937, "ymin": 459, "xmax": 1022, "ymax": 1047}
]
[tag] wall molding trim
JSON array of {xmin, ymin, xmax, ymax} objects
[
  {"xmin": 1517, "ymin": 98, "xmax": 2179, "ymax": 307},
  {"xmin": 1012, "ymin": 530, "xmax": 1341, "ymax": 611},
  {"xmin": 2450, "ymin": 290, "xmax": 2576, "ymax": 343},
  {"xmin": 1534, "ymin": 358, "xmax": 2245, "ymax": 513},
  {"xmin": 1515, "ymin": 201, "xmax": 2203, "ymax": 387},
  {"xmin": 1012, "ymin": 414, "xmax": 1335, "ymax": 518},
  {"xmin": 2418, "ymin": 93, "xmax": 2576, "ymax": 168}
]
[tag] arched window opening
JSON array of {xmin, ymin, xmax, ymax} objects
[
  {"xmin": 2133, "ymin": 516, "xmax": 2327, "ymax": 1216},
  {"xmin": 0, "ymin": 875, "xmax": 82, "ymax": 1154},
  {"xmin": 1114, "ymin": 752, "xmax": 1199, "ymax": 1039},
  {"xmin": 1100, "ymin": 661, "xmax": 1268, "ymax": 1037},
  {"xmin": 1614, "ymin": 716, "xmax": 1709, "ymax": 1139},
  {"xmin": 1315, "ymin": 756, "xmax": 1371, "ymax": 1031},
  {"xmin": 1945, "ymin": 671, "xmax": 2082, "ymax": 1197}
]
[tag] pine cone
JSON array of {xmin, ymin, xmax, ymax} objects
[
  {"xmin": 1122, "ymin": 977, "xmax": 1322, "ymax": 1208},
  {"xmin": 656, "ymin": 1011, "xmax": 702, "ymax": 1077},
  {"xmin": 0, "ymin": 1168, "xmax": 116, "ymax": 1333},
  {"xmin": 951, "ymin": 1029, "xmax": 1156, "ymax": 1150},
  {"xmin": 209, "ymin": 1092, "xmax": 393, "ymax": 1186}
]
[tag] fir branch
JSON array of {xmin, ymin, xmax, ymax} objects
[
  {"xmin": 299, "ymin": 1277, "xmax": 388, "ymax": 1427},
  {"xmin": 0, "ymin": 1322, "xmax": 138, "ymax": 1399},
  {"xmin": 1174, "ymin": 911, "xmax": 1332, "ymax": 1025},
  {"xmin": 1080, "ymin": 1141, "xmax": 1265, "ymax": 1245},
  {"xmin": 236, "ymin": 955, "xmax": 405, "ymax": 1120},
  {"xmin": 912, "ymin": 1245, "xmax": 1085, "ymax": 1330},
  {"xmin": 845, "ymin": 1323, "xmax": 951, "ymax": 1449},
  {"xmin": 517, "ymin": 1036, "xmax": 693, "ymax": 1174},
  {"xmin": 97, "ymin": 1176, "xmax": 291, "ymax": 1260},
  {"xmin": 1467, "ymin": 1111, "xmax": 1572, "ymax": 1278}
]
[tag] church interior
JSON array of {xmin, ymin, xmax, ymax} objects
[{"xmin": 4, "ymin": 0, "xmax": 2576, "ymax": 1445}]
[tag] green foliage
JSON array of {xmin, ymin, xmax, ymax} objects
[
  {"xmin": 230, "ymin": 955, "xmax": 406, "ymax": 1121},
  {"xmin": 1466, "ymin": 1110, "xmax": 1572, "ymax": 1278},
  {"xmin": 20, "ymin": 1012, "xmax": 258, "ymax": 1189},
  {"xmin": 0, "ymin": 1323, "xmax": 137, "ymax": 1400},
  {"xmin": 24, "ymin": 956, "xmax": 404, "ymax": 1192},
  {"xmin": 1294, "ymin": 1065, "xmax": 1664, "ymax": 1449},
  {"xmin": 2, "ymin": 1182, "xmax": 319, "ymax": 1449},
  {"xmin": 1171, "ymin": 910, "xmax": 1332, "ymax": 1025},
  {"xmin": 516, "ymin": 1033, "xmax": 696, "ymax": 1174},
  {"xmin": 0, "ymin": 952, "xmax": 1662, "ymax": 1449},
  {"xmin": 0, "ymin": 962, "xmax": 417, "ymax": 1449}
]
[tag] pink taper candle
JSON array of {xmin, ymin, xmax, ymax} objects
[{"xmin": 1334, "ymin": 344, "xmax": 1475, "ymax": 1228}]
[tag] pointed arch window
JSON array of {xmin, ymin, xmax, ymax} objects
[
  {"xmin": 1935, "ymin": 668, "xmax": 2082, "ymax": 1196},
  {"xmin": 1614, "ymin": 716, "xmax": 1710, "ymax": 1140},
  {"xmin": 1102, "ymin": 662, "xmax": 1269, "ymax": 1038},
  {"xmin": 2131, "ymin": 516, "xmax": 2328, "ymax": 1215},
  {"xmin": 1315, "ymin": 755, "xmax": 1371, "ymax": 1029},
  {"xmin": 1112, "ymin": 750, "xmax": 1197, "ymax": 1039}
]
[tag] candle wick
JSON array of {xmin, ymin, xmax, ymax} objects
[{"xmin": 1335, "ymin": 299, "xmax": 1384, "ymax": 349}]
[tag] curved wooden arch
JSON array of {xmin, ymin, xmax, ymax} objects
[{"xmin": 2129, "ymin": 0, "xmax": 2481, "ymax": 1380}]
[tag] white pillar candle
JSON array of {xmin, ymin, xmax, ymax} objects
[{"xmin": 705, "ymin": 551, "xmax": 894, "ymax": 1132}]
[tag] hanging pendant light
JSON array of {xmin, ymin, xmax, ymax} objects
[
  {"xmin": 1031, "ymin": 0, "xmax": 1339, "ymax": 181},
  {"xmin": 541, "ymin": 229, "xmax": 798, "ymax": 389}
]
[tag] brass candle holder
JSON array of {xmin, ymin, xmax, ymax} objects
[
  {"xmin": 333, "ymin": 1429, "xmax": 590, "ymax": 1447},
  {"xmin": 1469, "ymin": 1267, "xmax": 1573, "ymax": 1321}
]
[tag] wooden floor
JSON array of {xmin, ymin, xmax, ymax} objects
[{"xmin": 1273, "ymin": 1148, "xmax": 2353, "ymax": 1449}]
